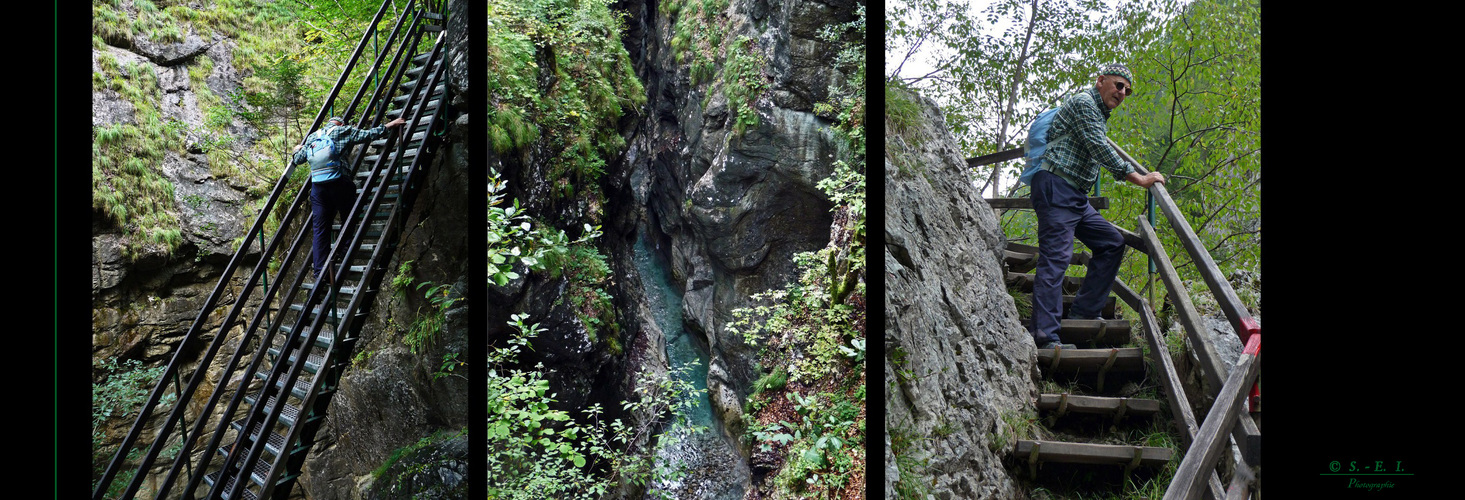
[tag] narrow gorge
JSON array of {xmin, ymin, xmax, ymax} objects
[{"xmin": 90, "ymin": 0, "xmax": 865, "ymax": 499}]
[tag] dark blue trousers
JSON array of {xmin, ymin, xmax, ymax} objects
[
  {"xmin": 1029, "ymin": 169, "xmax": 1126, "ymax": 345},
  {"xmin": 309, "ymin": 177, "xmax": 357, "ymax": 278}
]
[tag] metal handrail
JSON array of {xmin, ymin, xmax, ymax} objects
[
  {"xmin": 211, "ymin": 13, "xmax": 444, "ymax": 500},
  {"xmin": 92, "ymin": 1, "xmax": 443, "ymax": 498}
]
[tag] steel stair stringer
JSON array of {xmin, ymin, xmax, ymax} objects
[
  {"xmin": 203, "ymin": 31, "xmax": 452, "ymax": 500},
  {"xmin": 91, "ymin": 2, "xmax": 452, "ymax": 499}
]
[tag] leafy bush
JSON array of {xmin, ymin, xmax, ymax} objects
[
  {"xmin": 92, "ymin": 357, "xmax": 177, "ymax": 497},
  {"xmin": 422, "ymin": 313, "xmax": 710, "ymax": 499}
]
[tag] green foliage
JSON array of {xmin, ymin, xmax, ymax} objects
[
  {"xmin": 91, "ymin": 0, "xmax": 323, "ymax": 260},
  {"xmin": 887, "ymin": 420, "xmax": 933, "ymax": 499},
  {"xmin": 232, "ymin": 56, "xmax": 310, "ymax": 134},
  {"xmin": 746, "ymin": 389, "xmax": 864, "ymax": 496},
  {"xmin": 92, "ymin": 56, "xmax": 185, "ymax": 259},
  {"xmin": 436, "ymin": 313, "xmax": 706, "ymax": 499},
  {"xmin": 721, "ymin": 36, "xmax": 769, "ymax": 137},
  {"xmin": 406, "ymin": 281, "xmax": 461, "ymax": 354},
  {"xmin": 732, "ymin": 246, "xmax": 866, "ymax": 495},
  {"xmin": 92, "ymin": 357, "xmax": 178, "ymax": 497},
  {"xmin": 483, "ymin": 0, "xmax": 645, "ymax": 200}
]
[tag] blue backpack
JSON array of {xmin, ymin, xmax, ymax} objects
[
  {"xmin": 303, "ymin": 126, "xmax": 343, "ymax": 182},
  {"xmin": 1018, "ymin": 107, "xmax": 1070, "ymax": 186}
]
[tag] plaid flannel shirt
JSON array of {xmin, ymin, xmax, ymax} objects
[
  {"xmin": 292, "ymin": 123, "xmax": 391, "ymax": 182},
  {"xmin": 1040, "ymin": 86, "xmax": 1133, "ymax": 193}
]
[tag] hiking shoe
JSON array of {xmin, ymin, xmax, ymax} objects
[{"xmin": 1040, "ymin": 341, "xmax": 1077, "ymax": 350}]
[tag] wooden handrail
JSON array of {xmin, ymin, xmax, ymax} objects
[
  {"xmin": 1111, "ymin": 139, "xmax": 1261, "ymax": 467},
  {"xmin": 1113, "ymin": 281, "xmax": 1226, "ymax": 500},
  {"xmin": 1107, "ymin": 138, "xmax": 1260, "ymax": 347},
  {"xmin": 967, "ymin": 147, "xmax": 1024, "ymax": 169},
  {"xmin": 1164, "ymin": 335, "xmax": 1261, "ymax": 500}
]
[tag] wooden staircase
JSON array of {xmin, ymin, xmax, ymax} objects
[
  {"xmin": 982, "ymin": 139, "xmax": 1260, "ymax": 498},
  {"xmin": 1003, "ymin": 242, "xmax": 1176, "ymax": 487}
]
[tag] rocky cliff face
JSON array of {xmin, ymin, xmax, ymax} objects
[
  {"xmin": 611, "ymin": 0, "xmax": 857, "ymax": 444},
  {"xmin": 91, "ymin": 0, "xmax": 857, "ymax": 497},
  {"xmin": 90, "ymin": 6, "xmax": 267, "ymax": 477},
  {"xmin": 883, "ymin": 89, "xmax": 1040, "ymax": 499}
]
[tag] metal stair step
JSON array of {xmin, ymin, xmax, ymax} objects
[
  {"xmin": 364, "ymin": 148, "xmax": 422, "ymax": 165},
  {"xmin": 264, "ymin": 345, "xmax": 328, "ymax": 375},
  {"xmin": 276, "ymin": 323, "xmax": 335, "ymax": 348},
  {"xmin": 331, "ymin": 221, "xmax": 387, "ymax": 239},
  {"xmin": 224, "ymin": 417, "xmax": 290, "ymax": 459},
  {"xmin": 371, "ymin": 131, "xmax": 430, "ymax": 148},
  {"xmin": 202, "ymin": 469, "xmax": 261, "ymax": 500},
  {"xmin": 392, "ymin": 85, "xmax": 445, "ymax": 106},
  {"xmin": 242, "ymin": 393, "xmax": 306, "ymax": 429},
  {"xmin": 253, "ymin": 369, "xmax": 317, "ymax": 400},
  {"xmin": 386, "ymin": 98, "xmax": 442, "ymax": 119}
]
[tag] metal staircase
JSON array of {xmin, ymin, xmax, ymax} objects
[{"xmin": 93, "ymin": 2, "xmax": 450, "ymax": 499}]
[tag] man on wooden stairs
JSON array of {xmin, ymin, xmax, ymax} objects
[{"xmin": 1028, "ymin": 63, "xmax": 1165, "ymax": 350}]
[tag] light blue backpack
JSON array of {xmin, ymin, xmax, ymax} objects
[
  {"xmin": 303, "ymin": 125, "xmax": 343, "ymax": 182},
  {"xmin": 1018, "ymin": 107, "xmax": 1070, "ymax": 186}
]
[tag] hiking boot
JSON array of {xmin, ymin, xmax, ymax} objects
[{"xmin": 1040, "ymin": 341, "xmax": 1077, "ymax": 350}]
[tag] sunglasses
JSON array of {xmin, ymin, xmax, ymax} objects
[{"xmin": 1112, "ymin": 80, "xmax": 1133, "ymax": 96}]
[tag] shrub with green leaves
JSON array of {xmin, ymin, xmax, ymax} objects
[
  {"xmin": 92, "ymin": 357, "xmax": 177, "ymax": 497},
  {"xmin": 445, "ymin": 313, "xmax": 707, "ymax": 499},
  {"xmin": 483, "ymin": 0, "xmax": 645, "ymax": 201}
]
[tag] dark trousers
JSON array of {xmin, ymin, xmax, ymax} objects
[
  {"xmin": 309, "ymin": 177, "xmax": 357, "ymax": 278},
  {"xmin": 1029, "ymin": 169, "xmax": 1126, "ymax": 345}
]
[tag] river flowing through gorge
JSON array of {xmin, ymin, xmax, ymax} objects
[{"xmin": 632, "ymin": 226, "xmax": 750, "ymax": 499}]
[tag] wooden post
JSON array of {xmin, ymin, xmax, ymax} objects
[
  {"xmin": 1114, "ymin": 281, "xmax": 1226, "ymax": 500},
  {"xmin": 1164, "ymin": 335, "xmax": 1261, "ymax": 500}
]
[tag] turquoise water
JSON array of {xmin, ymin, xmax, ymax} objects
[
  {"xmin": 632, "ymin": 229, "xmax": 713, "ymax": 428},
  {"xmin": 632, "ymin": 228, "xmax": 746, "ymax": 499}
]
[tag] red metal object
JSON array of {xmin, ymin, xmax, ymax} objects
[
  {"xmin": 1239, "ymin": 317, "xmax": 1261, "ymax": 344},
  {"xmin": 1242, "ymin": 332, "xmax": 1261, "ymax": 412}
]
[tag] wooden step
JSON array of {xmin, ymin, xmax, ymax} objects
[
  {"xmin": 1036, "ymin": 393, "xmax": 1161, "ymax": 421},
  {"xmin": 1003, "ymin": 243, "xmax": 1090, "ymax": 272},
  {"xmin": 1036, "ymin": 347, "xmax": 1144, "ymax": 392},
  {"xmin": 1037, "ymin": 347, "xmax": 1143, "ymax": 373},
  {"xmin": 1006, "ymin": 272, "xmax": 1084, "ymax": 293},
  {"xmin": 1016, "ymin": 440, "xmax": 1171, "ymax": 479},
  {"xmin": 1056, "ymin": 318, "xmax": 1130, "ymax": 345}
]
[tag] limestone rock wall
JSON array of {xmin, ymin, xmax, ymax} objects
[{"xmin": 883, "ymin": 89, "xmax": 1040, "ymax": 499}]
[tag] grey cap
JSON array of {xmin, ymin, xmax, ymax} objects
[{"xmin": 1099, "ymin": 63, "xmax": 1133, "ymax": 84}]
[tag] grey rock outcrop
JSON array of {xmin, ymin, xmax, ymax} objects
[{"xmin": 884, "ymin": 89, "xmax": 1039, "ymax": 499}]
